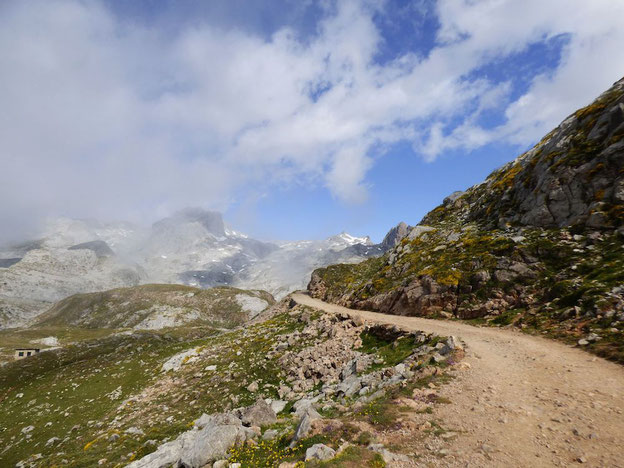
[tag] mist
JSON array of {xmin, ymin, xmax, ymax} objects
[{"xmin": 2, "ymin": 0, "xmax": 624, "ymax": 244}]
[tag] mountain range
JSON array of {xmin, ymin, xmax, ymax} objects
[{"xmin": 0, "ymin": 208, "xmax": 399, "ymax": 328}]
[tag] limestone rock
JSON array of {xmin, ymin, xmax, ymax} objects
[
  {"xmin": 291, "ymin": 407, "xmax": 322, "ymax": 445},
  {"xmin": 240, "ymin": 399, "xmax": 277, "ymax": 427},
  {"xmin": 305, "ymin": 444, "xmax": 336, "ymax": 461}
]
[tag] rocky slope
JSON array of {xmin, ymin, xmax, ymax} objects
[
  {"xmin": 33, "ymin": 284, "xmax": 274, "ymax": 330},
  {"xmin": 0, "ymin": 245, "xmax": 145, "ymax": 329},
  {"xmin": 309, "ymin": 76, "xmax": 624, "ymax": 363},
  {"xmin": 0, "ymin": 209, "xmax": 388, "ymax": 328},
  {"xmin": 0, "ymin": 299, "xmax": 461, "ymax": 467}
]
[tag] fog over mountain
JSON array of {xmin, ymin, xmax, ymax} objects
[{"xmin": 0, "ymin": 208, "xmax": 398, "ymax": 328}]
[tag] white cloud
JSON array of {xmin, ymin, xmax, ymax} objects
[{"xmin": 0, "ymin": 0, "xmax": 623, "ymax": 242}]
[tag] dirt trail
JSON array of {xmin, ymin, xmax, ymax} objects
[{"xmin": 292, "ymin": 293, "xmax": 624, "ymax": 468}]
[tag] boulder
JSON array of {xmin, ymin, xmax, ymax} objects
[
  {"xmin": 126, "ymin": 431, "xmax": 196, "ymax": 468},
  {"xmin": 128, "ymin": 413, "xmax": 253, "ymax": 468},
  {"xmin": 240, "ymin": 399, "xmax": 277, "ymax": 427},
  {"xmin": 262, "ymin": 429, "xmax": 278, "ymax": 441},
  {"xmin": 336, "ymin": 375, "xmax": 362, "ymax": 397},
  {"xmin": 290, "ymin": 407, "xmax": 322, "ymax": 446},
  {"xmin": 180, "ymin": 424, "xmax": 249, "ymax": 468},
  {"xmin": 269, "ymin": 399, "xmax": 288, "ymax": 414},
  {"xmin": 305, "ymin": 444, "xmax": 336, "ymax": 461},
  {"xmin": 246, "ymin": 381, "xmax": 259, "ymax": 393},
  {"xmin": 45, "ymin": 437, "xmax": 60, "ymax": 447},
  {"xmin": 446, "ymin": 336, "xmax": 463, "ymax": 351}
]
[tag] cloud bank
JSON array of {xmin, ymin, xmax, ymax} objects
[{"xmin": 1, "ymin": 0, "xmax": 623, "ymax": 242}]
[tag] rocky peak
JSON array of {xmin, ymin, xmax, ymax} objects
[
  {"xmin": 379, "ymin": 222, "xmax": 411, "ymax": 251},
  {"xmin": 152, "ymin": 208, "xmax": 226, "ymax": 238},
  {"xmin": 422, "ymin": 76, "xmax": 624, "ymax": 231},
  {"xmin": 326, "ymin": 232, "xmax": 372, "ymax": 247}
]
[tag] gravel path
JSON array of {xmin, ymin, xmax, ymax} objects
[{"xmin": 292, "ymin": 293, "xmax": 624, "ymax": 467}]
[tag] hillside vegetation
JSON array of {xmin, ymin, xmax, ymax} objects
[
  {"xmin": 34, "ymin": 284, "xmax": 274, "ymax": 330},
  {"xmin": 309, "ymin": 77, "xmax": 624, "ymax": 363},
  {"xmin": 0, "ymin": 301, "xmax": 461, "ymax": 467}
]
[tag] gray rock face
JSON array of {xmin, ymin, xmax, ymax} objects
[
  {"xmin": 443, "ymin": 191, "xmax": 465, "ymax": 205},
  {"xmin": 269, "ymin": 399, "xmax": 287, "ymax": 414},
  {"xmin": 180, "ymin": 424, "xmax": 249, "ymax": 468},
  {"xmin": 406, "ymin": 225, "xmax": 436, "ymax": 240},
  {"xmin": 291, "ymin": 406, "xmax": 322, "ymax": 445},
  {"xmin": 471, "ymin": 79, "xmax": 624, "ymax": 230},
  {"xmin": 127, "ymin": 412, "xmax": 253, "ymax": 468},
  {"xmin": 126, "ymin": 431, "xmax": 195, "ymax": 468},
  {"xmin": 380, "ymin": 222, "xmax": 410, "ymax": 250},
  {"xmin": 336, "ymin": 375, "xmax": 362, "ymax": 397},
  {"xmin": 240, "ymin": 399, "xmax": 277, "ymax": 427},
  {"xmin": 400, "ymin": 77, "xmax": 624, "ymax": 234},
  {"xmin": 305, "ymin": 443, "xmax": 336, "ymax": 461},
  {"xmin": 262, "ymin": 429, "xmax": 278, "ymax": 441}
]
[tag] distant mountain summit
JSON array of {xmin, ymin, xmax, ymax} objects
[{"xmin": 152, "ymin": 208, "xmax": 227, "ymax": 238}]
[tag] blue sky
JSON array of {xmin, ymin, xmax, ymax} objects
[{"xmin": 1, "ymin": 0, "xmax": 624, "ymax": 243}]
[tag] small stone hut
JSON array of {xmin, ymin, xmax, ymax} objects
[{"xmin": 14, "ymin": 348, "xmax": 40, "ymax": 360}]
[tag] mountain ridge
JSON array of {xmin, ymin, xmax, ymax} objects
[{"xmin": 309, "ymin": 76, "xmax": 624, "ymax": 363}]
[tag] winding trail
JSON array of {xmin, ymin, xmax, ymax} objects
[{"xmin": 292, "ymin": 293, "xmax": 624, "ymax": 468}]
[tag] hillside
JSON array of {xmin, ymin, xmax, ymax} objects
[
  {"xmin": 33, "ymin": 284, "xmax": 274, "ymax": 330},
  {"xmin": 0, "ymin": 300, "xmax": 460, "ymax": 467},
  {"xmin": 309, "ymin": 77, "xmax": 624, "ymax": 363}
]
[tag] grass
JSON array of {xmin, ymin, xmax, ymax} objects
[
  {"xmin": 307, "ymin": 446, "xmax": 386, "ymax": 467},
  {"xmin": 0, "ymin": 311, "xmax": 302, "ymax": 467},
  {"xmin": 490, "ymin": 309, "xmax": 522, "ymax": 326},
  {"xmin": 227, "ymin": 434, "xmax": 328, "ymax": 467}
]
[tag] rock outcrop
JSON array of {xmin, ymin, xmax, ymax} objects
[
  {"xmin": 379, "ymin": 222, "xmax": 411, "ymax": 250},
  {"xmin": 126, "ymin": 413, "xmax": 255, "ymax": 468},
  {"xmin": 423, "ymin": 77, "xmax": 624, "ymax": 231},
  {"xmin": 309, "ymin": 77, "xmax": 624, "ymax": 362}
]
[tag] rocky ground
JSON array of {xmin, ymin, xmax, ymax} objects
[
  {"xmin": 0, "ymin": 299, "xmax": 464, "ymax": 467},
  {"xmin": 294, "ymin": 293, "xmax": 624, "ymax": 467}
]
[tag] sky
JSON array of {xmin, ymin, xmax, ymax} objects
[{"xmin": 1, "ymin": 0, "xmax": 624, "ymax": 244}]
